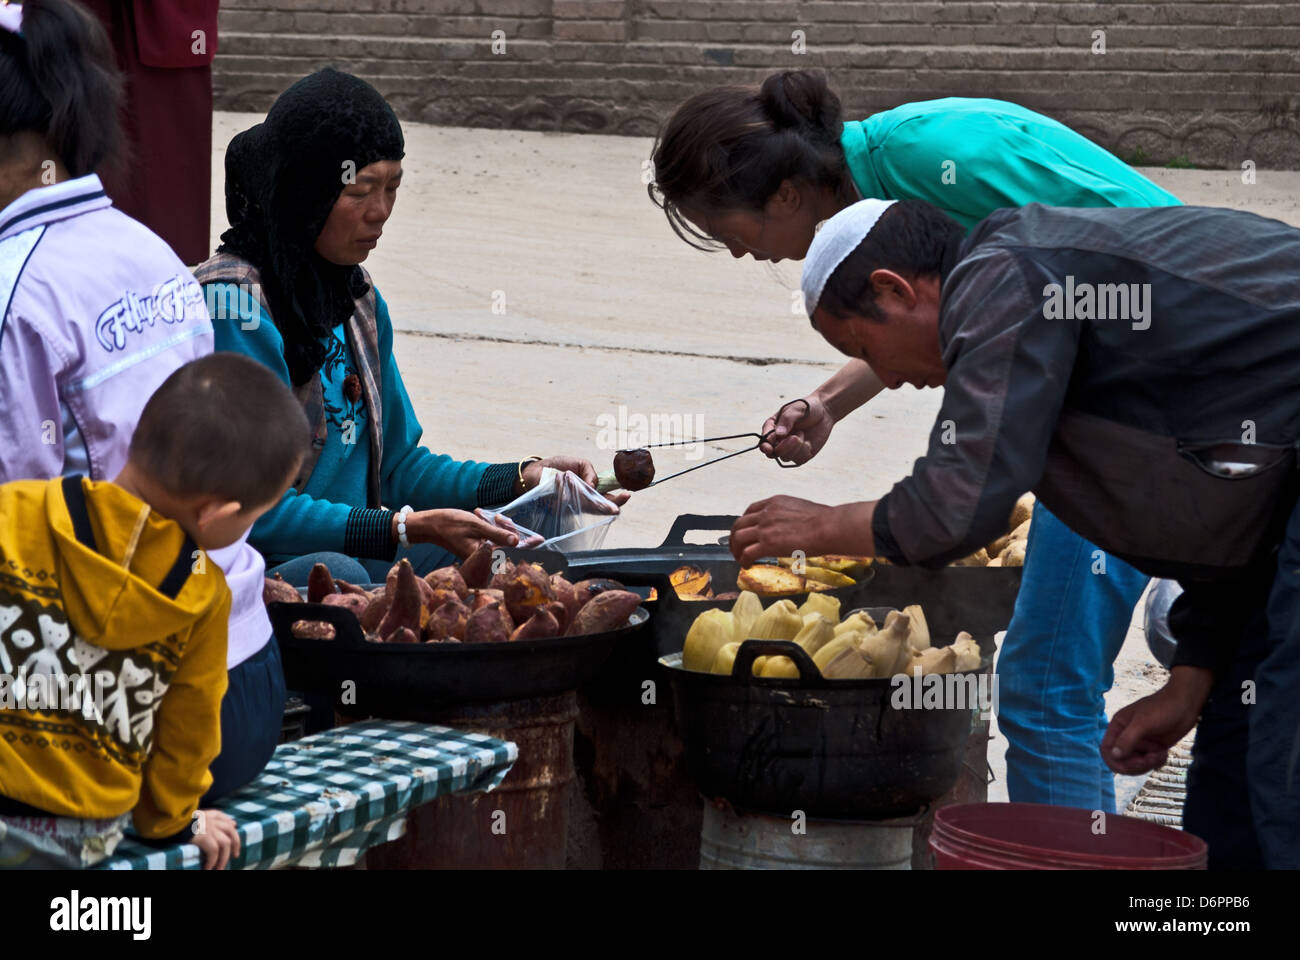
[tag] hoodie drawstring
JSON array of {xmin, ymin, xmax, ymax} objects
[{"xmin": 120, "ymin": 502, "xmax": 151, "ymax": 572}]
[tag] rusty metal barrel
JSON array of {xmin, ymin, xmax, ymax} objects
[
  {"xmin": 566, "ymin": 689, "xmax": 703, "ymax": 869},
  {"xmin": 564, "ymin": 608, "xmax": 703, "ymax": 870},
  {"xmin": 366, "ymin": 691, "xmax": 577, "ymax": 869}
]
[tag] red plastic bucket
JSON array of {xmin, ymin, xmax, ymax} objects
[{"xmin": 931, "ymin": 802, "xmax": 1206, "ymax": 869}]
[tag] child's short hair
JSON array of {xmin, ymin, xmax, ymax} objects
[{"xmin": 129, "ymin": 353, "xmax": 310, "ymax": 508}]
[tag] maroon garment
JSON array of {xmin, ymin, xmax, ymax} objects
[{"xmin": 83, "ymin": 0, "xmax": 219, "ymax": 265}]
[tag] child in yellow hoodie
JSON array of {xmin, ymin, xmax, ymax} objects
[{"xmin": 0, "ymin": 353, "xmax": 308, "ymax": 869}]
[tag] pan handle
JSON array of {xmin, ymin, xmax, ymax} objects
[
  {"xmin": 658, "ymin": 514, "xmax": 740, "ymax": 549},
  {"xmin": 729, "ymin": 639, "xmax": 821, "ymax": 681},
  {"xmin": 267, "ymin": 600, "xmax": 370, "ymax": 648}
]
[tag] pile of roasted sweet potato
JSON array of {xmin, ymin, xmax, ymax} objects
[{"xmin": 263, "ymin": 541, "xmax": 641, "ymax": 644}]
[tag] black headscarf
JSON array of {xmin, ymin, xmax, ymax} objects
[{"xmin": 219, "ymin": 69, "xmax": 405, "ymax": 386}]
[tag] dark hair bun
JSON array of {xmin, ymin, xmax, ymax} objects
[
  {"xmin": 0, "ymin": 0, "xmax": 123, "ymax": 176},
  {"xmin": 759, "ymin": 70, "xmax": 843, "ymax": 143}
]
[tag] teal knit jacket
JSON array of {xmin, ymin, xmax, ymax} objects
[{"xmin": 207, "ymin": 283, "xmax": 517, "ymax": 564}]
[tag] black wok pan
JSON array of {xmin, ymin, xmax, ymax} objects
[
  {"xmin": 269, "ymin": 599, "xmax": 650, "ymax": 718},
  {"xmin": 661, "ymin": 607, "xmax": 992, "ymax": 819}
]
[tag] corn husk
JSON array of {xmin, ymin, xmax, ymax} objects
[
  {"xmin": 710, "ymin": 641, "xmax": 741, "ymax": 676},
  {"xmin": 683, "ymin": 608, "xmax": 735, "ymax": 673},
  {"xmin": 797, "ymin": 593, "xmax": 841, "ymax": 623},
  {"xmin": 908, "ymin": 646, "xmax": 957, "ymax": 675},
  {"xmin": 759, "ymin": 656, "xmax": 800, "ymax": 678},
  {"xmin": 813, "ymin": 635, "xmax": 856, "ymax": 673},
  {"xmin": 1009, "ymin": 493, "xmax": 1035, "ymax": 530},
  {"xmin": 818, "ymin": 638, "xmax": 875, "ymax": 679},
  {"xmin": 858, "ymin": 610, "xmax": 913, "ymax": 678},
  {"xmin": 747, "ymin": 599, "xmax": 803, "ymax": 641},
  {"xmin": 730, "ymin": 591, "xmax": 764, "ymax": 644},
  {"xmin": 999, "ymin": 540, "xmax": 1026, "ymax": 567},
  {"xmin": 834, "ymin": 611, "xmax": 877, "ymax": 638},
  {"xmin": 901, "ymin": 604, "xmax": 930, "ymax": 651},
  {"xmin": 950, "ymin": 631, "xmax": 982, "ymax": 672},
  {"xmin": 793, "ymin": 613, "xmax": 835, "ymax": 658}
]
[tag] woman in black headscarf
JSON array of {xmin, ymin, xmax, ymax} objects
[{"xmin": 199, "ymin": 69, "xmax": 622, "ymax": 583}]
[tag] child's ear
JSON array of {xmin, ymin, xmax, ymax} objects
[{"xmin": 195, "ymin": 498, "xmax": 242, "ymax": 533}]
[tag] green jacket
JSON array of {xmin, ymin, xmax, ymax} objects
[{"xmin": 840, "ymin": 98, "xmax": 1181, "ymax": 225}]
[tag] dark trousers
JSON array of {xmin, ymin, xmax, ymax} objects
[
  {"xmin": 202, "ymin": 636, "xmax": 287, "ymax": 805},
  {"xmin": 1184, "ymin": 497, "xmax": 1300, "ymax": 869}
]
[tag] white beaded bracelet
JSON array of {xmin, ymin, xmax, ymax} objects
[{"xmin": 395, "ymin": 504, "xmax": 414, "ymax": 549}]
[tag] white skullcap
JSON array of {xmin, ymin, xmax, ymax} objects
[
  {"xmin": 0, "ymin": 4, "xmax": 23, "ymax": 35},
  {"xmin": 801, "ymin": 198, "xmax": 897, "ymax": 317}
]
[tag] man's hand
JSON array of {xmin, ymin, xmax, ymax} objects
[
  {"xmin": 730, "ymin": 497, "xmax": 874, "ymax": 565},
  {"xmin": 1101, "ymin": 666, "xmax": 1214, "ymax": 775},
  {"xmin": 193, "ymin": 809, "xmax": 240, "ymax": 870},
  {"xmin": 759, "ymin": 395, "xmax": 835, "ymax": 465}
]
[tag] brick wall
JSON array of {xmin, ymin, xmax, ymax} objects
[{"xmin": 214, "ymin": 1, "xmax": 1300, "ymax": 168}]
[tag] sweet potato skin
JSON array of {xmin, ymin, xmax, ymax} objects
[
  {"xmin": 614, "ymin": 448, "xmax": 655, "ymax": 491},
  {"xmin": 465, "ymin": 601, "xmax": 512, "ymax": 643},
  {"xmin": 387, "ymin": 626, "xmax": 420, "ymax": 644},
  {"xmin": 263, "ymin": 576, "xmax": 302, "ymax": 605},
  {"xmin": 321, "ymin": 593, "xmax": 368, "ymax": 617},
  {"xmin": 571, "ymin": 579, "xmax": 626, "ymax": 611},
  {"xmin": 460, "ymin": 541, "xmax": 495, "ymax": 589},
  {"xmin": 543, "ymin": 599, "xmax": 570, "ymax": 635},
  {"xmin": 424, "ymin": 566, "xmax": 469, "ymax": 601},
  {"xmin": 469, "ymin": 589, "xmax": 507, "ymax": 613},
  {"xmin": 291, "ymin": 619, "xmax": 335, "ymax": 640},
  {"xmin": 510, "ymin": 606, "xmax": 560, "ymax": 642},
  {"xmin": 426, "ymin": 597, "xmax": 471, "ymax": 641},
  {"xmin": 501, "ymin": 564, "xmax": 556, "ymax": 624},
  {"xmin": 360, "ymin": 591, "xmax": 391, "ymax": 635},
  {"xmin": 378, "ymin": 559, "xmax": 428, "ymax": 641},
  {"xmin": 426, "ymin": 587, "xmax": 462, "ymax": 615},
  {"xmin": 488, "ymin": 561, "xmax": 519, "ymax": 592},
  {"xmin": 567, "ymin": 589, "xmax": 641, "ymax": 636},
  {"xmin": 550, "ymin": 575, "xmax": 580, "ymax": 625},
  {"xmin": 307, "ymin": 563, "xmax": 338, "ymax": 603}
]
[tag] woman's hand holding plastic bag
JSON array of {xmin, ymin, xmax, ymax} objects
[{"xmin": 481, "ymin": 469, "xmax": 624, "ymax": 553}]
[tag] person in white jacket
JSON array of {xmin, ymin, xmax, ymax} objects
[{"xmin": 0, "ymin": 0, "xmax": 285, "ymax": 815}]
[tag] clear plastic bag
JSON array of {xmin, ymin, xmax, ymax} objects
[{"xmin": 481, "ymin": 468, "xmax": 619, "ymax": 552}]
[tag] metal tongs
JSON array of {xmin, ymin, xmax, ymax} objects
[{"xmin": 597, "ymin": 399, "xmax": 808, "ymax": 491}]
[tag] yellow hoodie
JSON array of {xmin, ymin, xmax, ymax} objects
[{"xmin": 0, "ymin": 475, "xmax": 229, "ymax": 839}]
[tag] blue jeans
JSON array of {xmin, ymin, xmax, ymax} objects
[
  {"xmin": 266, "ymin": 544, "xmax": 457, "ymax": 588},
  {"xmin": 996, "ymin": 502, "xmax": 1150, "ymax": 812}
]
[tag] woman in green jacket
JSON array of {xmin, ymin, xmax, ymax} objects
[{"xmin": 648, "ymin": 70, "xmax": 1179, "ymax": 813}]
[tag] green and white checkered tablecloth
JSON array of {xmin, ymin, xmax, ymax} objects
[{"xmin": 95, "ymin": 719, "xmax": 517, "ymax": 870}]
